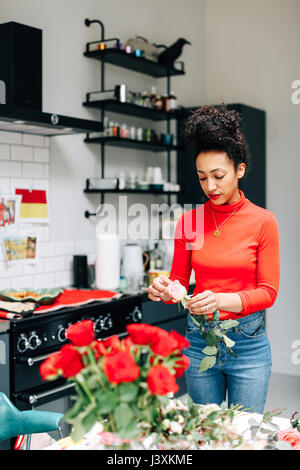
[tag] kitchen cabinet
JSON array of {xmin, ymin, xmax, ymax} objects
[
  {"xmin": 176, "ymin": 103, "xmax": 266, "ymax": 208},
  {"xmin": 82, "ymin": 18, "xmax": 187, "ymax": 218}
]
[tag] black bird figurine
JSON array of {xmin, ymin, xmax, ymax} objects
[{"xmin": 157, "ymin": 38, "xmax": 191, "ymax": 67}]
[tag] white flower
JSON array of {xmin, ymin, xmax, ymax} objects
[
  {"xmin": 162, "ymin": 419, "xmax": 171, "ymax": 430},
  {"xmin": 166, "ymin": 280, "xmax": 187, "ymax": 302},
  {"xmin": 177, "ymin": 414, "xmax": 185, "ymax": 424},
  {"xmin": 200, "ymin": 403, "xmax": 221, "ymax": 417},
  {"xmin": 169, "ymin": 421, "xmax": 183, "ymax": 434}
]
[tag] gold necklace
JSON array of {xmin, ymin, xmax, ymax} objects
[{"xmin": 210, "ymin": 206, "xmax": 239, "ymax": 237}]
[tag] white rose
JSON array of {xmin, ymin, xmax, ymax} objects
[{"xmin": 169, "ymin": 421, "xmax": 183, "ymax": 434}]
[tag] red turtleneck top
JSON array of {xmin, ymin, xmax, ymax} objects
[{"xmin": 166, "ymin": 190, "xmax": 280, "ymax": 320}]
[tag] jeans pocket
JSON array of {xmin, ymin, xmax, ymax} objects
[
  {"xmin": 238, "ymin": 317, "xmax": 266, "ymax": 339},
  {"xmin": 186, "ymin": 314, "xmax": 197, "ymax": 335}
]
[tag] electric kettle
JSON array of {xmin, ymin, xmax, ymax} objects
[{"xmin": 122, "ymin": 243, "xmax": 149, "ymax": 280}]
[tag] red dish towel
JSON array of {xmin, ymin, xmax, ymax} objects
[
  {"xmin": 34, "ymin": 289, "xmax": 123, "ymax": 314},
  {"xmin": 0, "ymin": 289, "xmax": 122, "ymax": 319}
]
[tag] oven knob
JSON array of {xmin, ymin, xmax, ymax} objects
[
  {"xmin": 57, "ymin": 326, "xmax": 66, "ymax": 342},
  {"xmin": 17, "ymin": 334, "xmax": 29, "ymax": 353},
  {"xmin": 28, "ymin": 333, "xmax": 41, "ymax": 350},
  {"xmin": 130, "ymin": 307, "xmax": 142, "ymax": 323},
  {"xmin": 102, "ymin": 316, "xmax": 113, "ymax": 330},
  {"xmin": 94, "ymin": 317, "xmax": 104, "ymax": 333}
]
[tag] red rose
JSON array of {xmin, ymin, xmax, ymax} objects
[
  {"xmin": 169, "ymin": 330, "xmax": 190, "ymax": 353},
  {"xmin": 121, "ymin": 336, "xmax": 133, "ymax": 352},
  {"xmin": 65, "ymin": 319, "xmax": 95, "ymax": 347},
  {"xmin": 126, "ymin": 323, "xmax": 166, "ymax": 345},
  {"xmin": 146, "ymin": 365, "xmax": 179, "ymax": 395},
  {"xmin": 104, "ymin": 334, "xmax": 122, "ymax": 352},
  {"xmin": 150, "ymin": 332, "xmax": 179, "ymax": 357},
  {"xmin": 59, "ymin": 344, "xmax": 84, "ymax": 378},
  {"xmin": 40, "ymin": 351, "xmax": 61, "ymax": 381},
  {"xmin": 103, "ymin": 350, "xmax": 140, "ymax": 384},
  {"xmin": 174, "ymin": 355, "xmax": 190, "ymax": 378},
  {"xmin": 91, "ymin": 340, "xmax": 107, "ymax": 359}
]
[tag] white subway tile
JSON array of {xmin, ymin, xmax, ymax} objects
[
  {"xmin": 44, "ymin": 164, "xmax": 50, "ymax": 178},
  {"xmin": 0, "ymin": 144, "xmax": 10, "ymax": 160},
  {"xmin": 22, "ymin": 162, "xmax": 44, "ymax": 178},
  {"xmin": 10, "ymin": 178, "xmax": 34, "ymax": 192},
  {"xmin": 55, "ymin": 240, "xmax": 75, "ymax": 256},
  {"xmin": 22, "ymin": 134, "xmax": 44, "ymax": 147},
  {"xmin": 0, "ymin": 161, "xmax": 22, "ymax": 178},
  {"xmin": 0, "ymin": 178, "xmax": 11, "ymax": 194},
  {"xmin": 44, "ymin": 256, "xmax": 65, "ymax": 272},
  {"xmin": 23, "ymin": 259, "xmax": 45, "ymax": 275},
  {"xmin": 75, "ymin": 239, "xmax": 95, "ymax": 254},
  {"xmin": 11, "ymin": 145, "xmax": 34, "ymax": 162},
  {"xmin": 44, "ymin": 137, "xmax": 50, "ymax": 148},
  {"xmin": 55, "ymin": 270, "xmax": 72, "ymax": 288},
  {"xmin": 0, "ymin": 131, "xmax": 22, "ymax": 145},
  {"xmin": 34, "ymin": 147, "xmax": 50, "ymax": 163},
  {"xmin": 0, "ymin": 278, "xmax": 11, "ymax": 289},
  {"xmin": 39, "ymin": 242, "xmax": 56, "ymax": 258},
  {"xmin": 34, "ymin": 273, "xmax": 56, "ymax": 289},
  {"xmin": 33, "ymin": 179, "xmax": 50, "ymax": 191},
  {"xmin": 11, "ymin": 275, "xmax": 34, "ymax": 289},
  {"xmin": 65, "ymin": 255, "xmax": 73, "ymax": 272},
  {"xmin": 0, "ymin": 262, "xmax": 23, "ymax": 278}
]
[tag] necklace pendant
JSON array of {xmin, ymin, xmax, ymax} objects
[{"xmin": 213, "ymin": 230, "xmax": 220, "ymax": 237}]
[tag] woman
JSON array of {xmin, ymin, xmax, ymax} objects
[{"xmin": 147, "ymin": 103, "xmax": 280, "ymax": 413}]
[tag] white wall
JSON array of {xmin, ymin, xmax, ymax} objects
[{"xmin": 202, "ymin": 0, "xmax": 300, "ymax": 376}]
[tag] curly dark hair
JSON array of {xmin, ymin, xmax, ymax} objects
[{"xmin": 183, "ymin": 103, "xmax": 251, "ymax": 178}]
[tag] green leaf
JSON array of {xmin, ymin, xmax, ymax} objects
[
  {"xmin": 117, "ymin": 383, "xmax": 139, "ymax": 402},
  {"xmin": 95, "ymin": 390, "xmax": 118, "ymax": 414},
  {"xmin": 212, "ymin": 310, "xmax": 220, "ymax": 321},
  {"xmin": 204, "ymin": 329, "xmax": 222, "ymax": 346},
  {"xmin": 222, "ymin": 334, "xmax": 235, "ymax": 348},
  {"xmin": 113, "ymin": 402, "xmax": 135, "ymax": 432},
  {"xmin": 64, "ymin": 398, "xmax": 85, "ymax": 421},
  {"xmin": 199, "ymin": 355, "xmax": 216, "ymax": 372},
  {"xmin": 220, "ymin": 319, "xmax": 239, "ymax": 330},
  {"xmin": 202, "ymin": 345, "xmax": 218, "ymax": 356}
]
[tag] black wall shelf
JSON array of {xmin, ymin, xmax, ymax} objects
[
  {"xmin": 83, "ymin": 48, "xmax": 185, "ymax": 78},
  {"xmin": 84, "ymin": 188, "xmax": 182, "ymax": 195},
  {"xmin": 83, "ymin": 18, "xmax": 187, "ymax": 218},
  {"xmin": 83, "ymin": 99, "xmax": 181, "ymax": 121},
  {"xmin": 84, "ymin": 135, "xmax": 179, "ymax": 152}
]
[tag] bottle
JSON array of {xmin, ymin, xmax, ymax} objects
[
  {"xmin": 149, "ymin": 242, "xmax": 164, "ymax": 270},
  {"xmin": 150, "ymin": 86, "xmax": 157, "ymax": 107},
  {"xmin": 162, "ymin": 94, "xmax": 169, "ymax": 112},
  {"xmin": 168, "ymin": 91, "xmax": 177, "ymax": 111},
  {"xmin": 154, "ymin": 95, "xmax": 163, "ymax": 110}
]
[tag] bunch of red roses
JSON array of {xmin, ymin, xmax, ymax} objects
[{"xmin": 40, "ymin": 319, "xmax": 190, "ymax": 443}]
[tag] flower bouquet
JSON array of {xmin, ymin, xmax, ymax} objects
[
  {"xmin": 40, "ymin": 319, "xmax": 190, "ymax": 446},
  {"xmin": 166, "ymin": 280, "xmax": 239, "ymax": 372}
]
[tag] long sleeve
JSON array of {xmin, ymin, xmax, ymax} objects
[{"xmin": 236, "ymin": 213, "xmax": 280, "ymax": 314}]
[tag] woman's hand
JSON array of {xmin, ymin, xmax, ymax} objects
[
  {"xmin": 147, "ymin": 274, "xmax": 173, "ymax": 302},
  {"xmin": 185, "ymin": 290, "xmax": 220, "ymax": 315}
]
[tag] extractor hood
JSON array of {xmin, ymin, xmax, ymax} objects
[
  {"xmin": 0, "ymin": 21, "xmax": 102, "ymax": 137},
  {"xmin": 0, "ymin": 104, "xmax": 102, "ymax": 137}
]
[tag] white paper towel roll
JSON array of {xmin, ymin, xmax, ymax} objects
[{"xmin": 95, "ymin": 233, "xmax": 120, "ymax": 290}]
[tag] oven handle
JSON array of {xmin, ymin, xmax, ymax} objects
[
  {"xmin": 16, "ymin": 352, "xmax": 59, "ymax": 367},
  {"xmin": 18, "ymin": 382, "xmax": 76, "ymax": 405}
]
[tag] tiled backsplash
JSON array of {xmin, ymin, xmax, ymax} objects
[{"xmin": 0, "ymin": 130, "xmax": 96, "ymax": 290}]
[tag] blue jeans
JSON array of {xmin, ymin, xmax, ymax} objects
[{"xmin": 184, "ymin": 311, "xmax": 272, "ymax": 414}]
